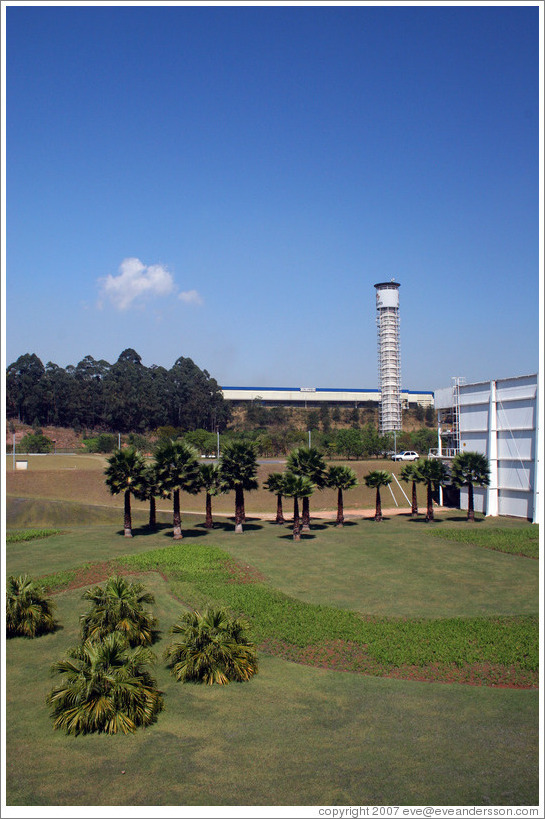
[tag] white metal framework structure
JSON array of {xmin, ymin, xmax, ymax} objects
[
  {"xmin": 430, "ymin": 377, "xmax": 466, "ymax": 460},
  {"xmin": 435, "ymin": 374, "xmax": 539, "ymax": 522},
  {"xmin": 374, "ymin": 281, "xmax": 402, "ymax": 433}
]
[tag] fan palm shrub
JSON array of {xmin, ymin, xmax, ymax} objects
[
  {"xmin": 154, "ymin": 439, "xmax": 202, "ymax": 538},
  {"xmin": 219, "ymin": 441, "xmax": 259, "ymax": 533},
  {"xmin": 80, "ymin": 575, "xmax": 158, "ymax": 647},
  {"xmin": 364, "ymin": 470, "xmax": 393, "ymax": 521},
  {"xmin": 6, "ymin": 574, "xmax": 57, "ymax": 638},
  {"xmin": 104, "ymin": 447, "xmax": 147, "ymax": 537},
  {"xmin": 164, "ymin": 608, "xmax": 258, "ymax": 685},
  {"xmin": 325, "ymin": 465, "xmax": 358, "ymax": 526},
  {"xmin": 281, "ymin": 471, "xmax": 315, "ymax": 541},
  {"xmin": 286, "ymin": 447, "xmax": 326, "ymax": 531},
  {"xmin": 46, "ymin": 632, "xmax": 164, "ymax": 735},
  {"xmin": 264, "ymin": 472, "xmax": 286, "ymax": 524},
  {"xmin": 451, "ymin": 451, "xmax": 490, "ymax": 521}
]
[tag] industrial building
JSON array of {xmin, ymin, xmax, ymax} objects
[
  {"xmin": 433, "ymin": 374, "xmax": 539, "ymax": 522},
  {"xmin": 221, "ymin": 385, "xmax": 434, "ymax": 409}
]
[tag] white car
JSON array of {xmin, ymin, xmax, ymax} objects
[{"xmin": 391, "ymin": 451, "xmax": 419, "ymax": 461}]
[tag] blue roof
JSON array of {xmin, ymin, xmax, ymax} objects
[{"xmin": 221, "ymin": 386, "xmax": 434, "ymax": 395}]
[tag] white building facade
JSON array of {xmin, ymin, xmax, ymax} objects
[
  {"xmin": 221, "ymin": 386, "xmax": 434, "ymax": 408},
  {"xmin": 435, "ymin": 374, "xmax": 540, "ymax": 522}
]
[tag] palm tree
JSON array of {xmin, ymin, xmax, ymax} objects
[
  {"xmin": 413, "ymin": 458, "xmax": 450, "ymax": 521},
  {"xmin": 80, "ymin": 575, "xmax": 158, "ymax": 647},
  {"xmin": 286, "ymin": 447, "xmax": 326, "ymax": 531},
  {"xmin": 154, "ymin": 439, "xmax": 202, "ymax": 539},
  {"xmin": 46, "ymin": 633, "xmax": 164, "ymax": 735},
  {"xmin": 104, "ymin": 447, "xmax": 147, "ymax": 537},
  {"xmin": 133, "ymin": 462, "xmax": 161, "ymax": 529},
  {"xmin": 219, "ymin": 441, "xmax": 259, "ymax": 533},
  {"xmin": 400, "ymin": 462, "xmax": 420, "ymax": 517},
  {"xmin": 364, "ymin": 470, "xmax": 392, "ymax": 521},
  {"xmin": 451, "ymin": 451, "xmax": 490, "ymax": 521},
  {"xmin": 6, "ymin": 575, "xmax": 57, "ymax": 638},
  {"xmin": 164, "ymin": 608, "xmax": 258, "ymax": 685},
  {"xmin": 264, "ymin": 472, "xmax": 286, "ymax": 524},
  {"xmin": 281, "ymin": 471, "xmax": 315, "ymax": 541},
  {"xmin": 325, "ymin": 465, "xmax": 358, "ymax": 526},
  {"xmin": 199, "ymin": 462, "xmax": 224, "ymax": 529}
]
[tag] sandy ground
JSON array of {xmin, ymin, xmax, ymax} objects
[{"xmin": 197, "ymin": 506, "xmax": 442, "ymax": 521}]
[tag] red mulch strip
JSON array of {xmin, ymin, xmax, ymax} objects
[{"xmin": 259, "ymin": 638, "xmax": 538, "ymax": 689}]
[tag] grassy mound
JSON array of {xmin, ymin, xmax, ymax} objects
[{"xmin": 114, "ymin": 543, "xmax": 537, "ymax": 687}]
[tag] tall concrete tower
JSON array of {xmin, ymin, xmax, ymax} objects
[{"xmin": 374, "ymin": 280, "xmax": 402, "ymax": 433}]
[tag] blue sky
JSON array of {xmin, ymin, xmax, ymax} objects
[{"xmin": 3, "ymin": 2, "xmax": 541, "ymax": 392}]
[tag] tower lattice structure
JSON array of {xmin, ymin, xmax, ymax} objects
[{"xmin": 374, "ymin": 281, "xmax": 402, "ymax": 434}]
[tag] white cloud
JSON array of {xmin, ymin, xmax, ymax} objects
[
  {"xmin": 179, "ymin": 289, "xmax": 204, "ymax": 306},
  {"xmin": 98, "ymin": 258, "xmax": 175, "ymax": 311}
]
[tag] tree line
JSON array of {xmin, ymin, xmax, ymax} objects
[
  {"xmin": 107, "ymin": 442, "xmax": 490, "ymax": 544},
  {"xmin": 6, "ymin": 348, "xmax": 230, "ymax": 433}
]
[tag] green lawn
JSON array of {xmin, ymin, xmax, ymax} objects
[
  {"xmin": 6, "ymin": 500, "xmax": 538, "ymax": 619},
  {"xmin": 5, "ymin": 495, "xmax": 540, "ymax": 807},
  {"xmin": 6, "ymin": 579, "xmax": 539, "ymax": 807}
]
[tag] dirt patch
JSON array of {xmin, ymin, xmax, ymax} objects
[
  {"xmin": 44, "ymin": 562, "xmax": 121, "ymax": 593},
  {"xmin": 225, "ymin": 559, "xmax": 269, "ymax": 584},
  {"xmin": 6, "ymin": 423, "xmax": 87, "ymax": 450}
]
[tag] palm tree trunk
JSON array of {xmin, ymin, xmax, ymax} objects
[
  {"xmin": 411, "ymin": 481, "xmax": 418, "ymax": 517},
  {"xmin": 336, "ymin": 488, "xmax": 344, "ymax": 526},
  {"xmin": 302, "ymin": 496, "xmax": 310, "ymax": 532},
  {"xmin": 374, "ymin": 487, "xmax": 382, "ymax": 522},
  {"xmin": 205, "ymin": 492, "xmax": 213, "ymax": 529},
  {"xmin": 467, "ymin": 482, "xmax": 475, "ymax": 521},
  {"xmin": 124, "ymin": 490, "xmax": 133, "ymax": 537},
  {"xmin": 426, "ymin": 482, "xmax": 434, "ymax": 521},
  {"xmin": 173, "ymin": 489, "xmax": 183, "ymax": 539},
  {"xmin": 293, "ymin": 497, "xmax": 301, "ymax": 541},
  {"xmin": 235, "ymin": 486, "xmax": 244, "ymax": 533},
  {"xmin": 149, "ymin": 496, "xmax": 156, "ymax": 529},
  {"xmin": 276, "ymin": 494, "xmax": 285, "ymax": 524}
]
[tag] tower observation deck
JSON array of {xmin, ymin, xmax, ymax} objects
[{"xmin": 374, "ymin": 280, "xmax": 402, "ymax": 433}]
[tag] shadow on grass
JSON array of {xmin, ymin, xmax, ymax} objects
[
  {"xmin": 7, "ymin": 622, "xmax": 64, "ymax": 640},
  {"xmin": 442, "ymin": 516, "xmax": 484, "ymax": 523},
  {"xmin": 361, "ymin": 516, "xmax": 393, "ymax": 523},
  {"xmin": 408, "ymin": 516, "xmax": 484, "ymax": 525},
  {"xmin": 123, "ymin": 523, "xmax": 173, "ymax": 537},
  {"xmin": 195, "ymin": 518, "xmax": 265, "ymax": 533},
  {"xmin": 160, "ymin": 527, "xmax": 209, "ymax": 539}
]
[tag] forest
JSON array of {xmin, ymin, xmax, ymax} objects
[
  {"xmin": 6, "ymin": 348, "xmax": 438, "ymax": 458},
  {"xmin": 6, "ymin": 349, "xmax": 230, "ymax": 433}
]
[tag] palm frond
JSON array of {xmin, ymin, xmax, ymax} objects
[{"xmin": 164, "ymin": 608, "xmax": 258, "ymax": 685}]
